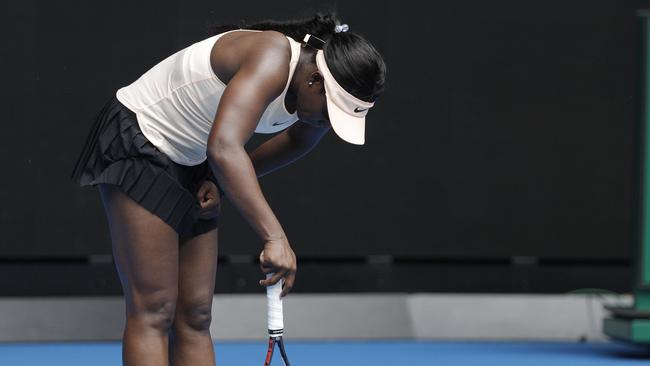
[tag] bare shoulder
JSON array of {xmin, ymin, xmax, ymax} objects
[
  {"xmin": 246, "ymin": 30, "xmax": 292, "ymax": 68},
  {"xmin": 207, "ymin": 31, "xmax": 295, "ymax": 146},
  {"xmin": 210, "ymin": 30, "xmax": 292, "ymax": 86},
  {"xmin": 256, "ymin": 30, "xmax": 291, "ymax": 48}
]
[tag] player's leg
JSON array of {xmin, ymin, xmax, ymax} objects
[
  {"xmin": 98, "ymin": 183, "xmax": 180, "ymax": 366},
  {"xmin": 169, "ymin": 207, "xmax": 221, "ymax": 365}
]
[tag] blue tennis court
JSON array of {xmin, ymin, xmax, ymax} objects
[{"xmin": 0, "ymin": 340, "xmax": 648, "ymax": 365}]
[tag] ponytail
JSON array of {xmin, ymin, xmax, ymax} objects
[
  {"xmin": 205, "ymin": 12, "xmax": 387, "ymax": 103},
  {"xmin": 206, "ymin": 11, "xmax": 341, "ymax": 43}
]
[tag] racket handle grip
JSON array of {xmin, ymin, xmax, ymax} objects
[{"xmin": 266, "ymin": 273, "xmax": 284, "ymax": 337}]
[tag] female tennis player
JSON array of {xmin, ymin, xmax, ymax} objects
[{"xmin": 70, "ymin": 11, "xmax": 386, "ymax": 366}]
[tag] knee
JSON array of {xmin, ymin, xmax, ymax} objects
[
  {"xmin": 176, "ymin": 301, "xmax": 213, "ymax": 332},
  {"xmin": 127, "ymin": 296, "xmax": 178, "ymax": 332}
]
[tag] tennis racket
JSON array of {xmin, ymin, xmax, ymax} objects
[{"xmin": 263, "ymin": 272, "xmax": 291, "ymax": 366}]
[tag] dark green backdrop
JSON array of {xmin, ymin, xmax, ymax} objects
[{"xmin": 1, "ymin": 0, "xmax": 647, "ymax": 294}]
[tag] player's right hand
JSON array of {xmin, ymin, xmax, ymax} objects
[{"xmin": 259, "ymin": 236, "xmax": 297, "ymax": 297}]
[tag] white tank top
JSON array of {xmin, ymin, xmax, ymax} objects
[{"xmin": 115, "ymin": 29, "xmax": 300, "ymax": 166}]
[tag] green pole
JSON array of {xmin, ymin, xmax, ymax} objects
[
  {"xmin": 637, "ymin": 12, "xmax": 650, "ymax": 311},
  {"xmin": 602, "ymin": 12, "xmax": 650, "ymax": 346}
]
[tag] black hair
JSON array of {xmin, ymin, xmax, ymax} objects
[{"xmin": 205, "ymin": 12, "xmax": 387, "ymax": 103}]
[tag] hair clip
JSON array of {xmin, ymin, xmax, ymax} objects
[{"xmin": 334, "ymin": 23, "xmax": 349, "ymax": 33}]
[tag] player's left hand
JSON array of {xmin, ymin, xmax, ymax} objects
[{"xmin": 196, "ymin": 180, "xmax": 221, "ymax": 220}]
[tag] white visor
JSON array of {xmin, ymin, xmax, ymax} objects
[{"xmin": 315, "ymin": 50, "xmax": 375, "ymax": 145}]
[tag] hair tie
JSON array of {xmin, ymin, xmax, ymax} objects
[{"xmin": 334, "ymin": 23, "xmax": 349, "ymax": 33}]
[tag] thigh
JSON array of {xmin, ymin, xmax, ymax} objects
[
  {"xmin": 176, "ymin": 207, "xmax": 221, "ymax": 312},
  {"xmin": 98, "ymin": 183, "xmax": 180, "ymax": 313},
  {"xmin": 177, "ymin": 228, "xmax": 218, "ymax": 309}
]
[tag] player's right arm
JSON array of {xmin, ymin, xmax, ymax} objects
[{"xmin": 206, "ymin": 32, "xmax": 296, "ymax": 293}]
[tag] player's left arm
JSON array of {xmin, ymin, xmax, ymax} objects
[{"xmin": 248, "ymin": 120, "xmax": 330, "ymax": 178}]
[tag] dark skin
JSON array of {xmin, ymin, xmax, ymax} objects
[
  {"xmin": 207, "ymin": 29, "xmax": 331, "ymax": 297},
  {"xmin": 100, "ymin": 29, "xmax": 332, "ymax": 366}
]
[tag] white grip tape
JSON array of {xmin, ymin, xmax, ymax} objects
[{"xmin": 266, "ymin": 273, "xmax": 284, "ymax": 336}]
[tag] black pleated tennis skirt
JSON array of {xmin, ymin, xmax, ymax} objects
[{"xmin": 70, "ymin": 93, "xmax": 224, "ymax": 241}]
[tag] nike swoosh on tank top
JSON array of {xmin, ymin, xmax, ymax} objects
[{"xmin": 116, "ymin": 29, "xmax": 300, "ymax": 166}]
